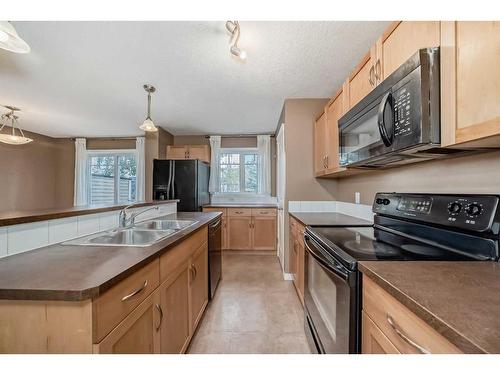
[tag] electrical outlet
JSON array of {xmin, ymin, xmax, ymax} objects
[{"xmin": 355, "ymin": 192, "xmax": 361, "ymax": 204}]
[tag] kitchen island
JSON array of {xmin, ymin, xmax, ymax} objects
[{"xmin": 0, "ymin": 211, "xmax": 221, "ymax": 353}]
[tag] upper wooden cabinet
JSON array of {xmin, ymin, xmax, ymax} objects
[
  {"xmin": 441, "ymin": 21, "xmax": 500, "ymax": 147},
  {"xmin": 314, "ymin": 112, "xmax": 328, "ymax": 176},
  {"xmin": 347, "ymin": 48, "xmax": 377, "ymax": 108},
  {"xmin": 379, "ymin": 21, "xmax": 440, "ymax": 80},
  {"xmin": 166, "ymin": 145, "xmax": 210, "ymax": 163},
  {"xmin": 325, "ymin": 86, "xmax": 348, "ymax": 174}
]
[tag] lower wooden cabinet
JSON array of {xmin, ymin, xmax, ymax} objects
[
  {"xmin": 227, "ymin": 215, "xmax": 253, "ymax": 250},
  {"xmin": 362, "ymin": 275, "xmax": 461, "ymax": 354},
  {"xmin": 252, "ymin": 215, "xmax": 277, "ymax": 250},
  {"xmin": 289, "ymin": 215, "xmax": 305, "ymax": 305},
  {"xmin": 94, "ymin": 290, "xmax": 161, "ymax": 354},
  {"xmin": 362, "ymin": 311, "xmax": 400, "ymax": 354},
  {"xmin": 189, "ymin": 243, "xmax": 209, "ymax": 331},
  {"xmin": 159, "ymin": 263, "xmax": 190, "ymax": 354}
]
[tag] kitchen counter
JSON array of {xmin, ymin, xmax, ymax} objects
[
  {"xmin": 203, "ymin": 203, "xmax": 278, "ymax": 208},
  {"xmin": 0, "ymin": 211, "xmax": 220, "ymax": 302},
  {"xmin": 0, "ymin": 200, "xmax": 179, "ymax": 227},
  {"xmin": 289, "ymin": 212, "xmax": 372, "ymax": 227},
  {"xmin": 359, "ymin": 261, "xmax": 500, "ymax": 354}
]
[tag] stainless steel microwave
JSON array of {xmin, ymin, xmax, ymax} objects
[{"xmin": 338, "ymin": 48, "xmax": 445, "ymax": 168}]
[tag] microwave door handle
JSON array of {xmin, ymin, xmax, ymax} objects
[{"xmin": 377, "ymin": 91, "xmax": 394, "ymax": 147}]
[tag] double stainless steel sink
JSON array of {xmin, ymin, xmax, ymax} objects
[{"xmin": 63, "ymin": 219, "xmax": 198, "ymax": 247}]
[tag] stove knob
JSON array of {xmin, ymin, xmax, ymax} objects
[
  {"xmin": 466, "ymin": 203, "xmax": 482, "ymax": 217},
  {"xmin": 448, "ymin": 202, "xmax": 462, "ymax": 214},
  {"xmin": 376, "ymin": 198, "xmax": 384, "ymax": 205},
  {"xmin": 382, "ymin": 199, "xmax": 390, "ymax": 205}
]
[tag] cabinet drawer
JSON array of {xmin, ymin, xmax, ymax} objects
[
  {"xmin": 202, "ymin": 207, "xmax": 227, "ymax": 217},
  {"xmin": 362, "ymin": 275, "xmax": 461, "ymax": 354},
  {"xmin": 93, "ymin": 259, "xmax": 160, "ymax": 343},
  {"xmin": 227, "ymin": 208, "xmax": 252, "ymax": 217},
  {"xmin": 251, "ymin": 208, "xmax": 277, "ymax": 217},
  {"xmin": 160, "ymin": 227, "xmax": 207, "ymax": 282}
]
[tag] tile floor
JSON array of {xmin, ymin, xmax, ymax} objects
[{"xmin": 188, "ymin": 252, "xmax": 311, "ymax": 354}]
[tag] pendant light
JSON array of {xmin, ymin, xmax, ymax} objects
[
  {"xmin": 0, "ymin": 106, "xmax": 33, "ymax": 145},
  {"xmin": 0, "ymin": 21, "xmax": 30, "ymax": 54},
  {"xmin": 139, "ymin": 84, "xmax": 158, "ymax": 132}
]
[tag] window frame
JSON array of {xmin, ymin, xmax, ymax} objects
[
  {"xmin": 217, "ymin": 147, "xmax": 261, "ymax": 196},
  {"xmin": 86, "ymin": 149, "xmax": 138, "ymax": 205}
]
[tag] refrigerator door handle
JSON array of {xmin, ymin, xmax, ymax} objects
[
  {"xmin": 166, "ymin": 160, "xmax": 172, "ymax": 200},
  {"xmin": 171, "ymin": 160, "xmax": 175, "ymax": 199}
]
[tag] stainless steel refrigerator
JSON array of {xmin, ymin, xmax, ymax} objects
[{"xmin": 153, "ymin": 159, "xmax": 210, "ymax": 212}]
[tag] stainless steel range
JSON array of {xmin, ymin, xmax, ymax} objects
[{"xmin": 303, "ymin": 192, "xmax": 500, "ymax": 354}]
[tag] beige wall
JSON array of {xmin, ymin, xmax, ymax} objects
[
  {"xmin": 336, "ymin": 150, "xmax": 500, "ymax": 205},
  {"xmin": 86, "ymin": 138, "xmax": 136, "ymax": 150},
  {"xmin": 282, "ymin": 98, "xmax": 338, "ymax": 272},
  {"xmin": 0, "ymin": 128, "xmax": 74, "ymax": 212}
]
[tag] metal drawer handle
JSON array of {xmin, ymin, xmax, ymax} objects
[
  {"xmin": 121, "ymin": 280, "xmax": 148, "ymax": 302},
  {"xmin": 260, "ymin": 211, "xmax": 268, "ymax": 214},
  {"xmin": 369, "ymin": 65, "xmax": 375, "ymax": 86},
  {"xmin": 235, "ymin": 211, "xmax": 244, "ymax": 214},
  {"xmin": 375, "ymin": 59, "xmax": 381, "ymax": 81},
  {"xmin": 155, "ymin": 303, "xmax": 163, "ymax": 331},
  {"xmin": 191, "ymin": 264, "xmax": 197, "ymax": 281},
  {"xmin": 386, "ymin": 314, "xmax": 430, "ymax": 354}
]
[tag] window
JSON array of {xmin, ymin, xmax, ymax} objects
[
  {"xmin": 87, "ymin": 152, "xmax": 137, "ymax": 205},
  {"xmin": 219, "ymin": 151, "xmax": 259, "ymax": 193}
]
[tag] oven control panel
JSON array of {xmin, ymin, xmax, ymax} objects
[{"xmin": 373, "ymin": 193, "xmax": 500, "ymax": 234}]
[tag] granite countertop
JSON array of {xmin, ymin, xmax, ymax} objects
[
  {"xmin": 204, "ymin": 203, "xmax": 278, "ymax": 208},
  {"xmin": 359, "ymin": 261, "xmax": 500, "ymax": 354},
  {"xmin": 0, "ymin": 200, "xmax": 179, "ymax": 227},
  {"xmin": 289, "ymin": 212, "xmax": 372, "ymax": 227},
  {"xmin": 0, "ymin": 211, "xmax": 220, "ymax": 301}
]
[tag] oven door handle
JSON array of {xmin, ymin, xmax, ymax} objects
[
  {"xmin": 377, "ymin": 91, "xmax": 394, "ymax": 147},
  {"xmin": 304, "ymin": 236, "xmax": 349, "ymax": 281}
]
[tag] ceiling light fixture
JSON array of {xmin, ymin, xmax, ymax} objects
[
  {"xmin": 0, "ymin": 21, "xmax": 30, "ymax": 54},
  {"xmin": 225, "ymin": 21, "xmax": 247, "ymax": 61},
  {"xmin": 139, "ymin": 84, "xmax": 158, "ymax": 132},
  {"xmin": 0, "ymin": 106, "xmax": 33, "ymax": 145}
]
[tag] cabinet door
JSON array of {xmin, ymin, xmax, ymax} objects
[
  {"xmin": 362, "ymin": 311, "xmax": 400, "ymax": 354},
  {"xmin": 252, "ymin": 216, "xmax": 276, "ymax": 251},
  {"xmin": 189, "ymin": 243, "xmax": 208, "ymax": 332},
  {"xmin": 454, "ymin": 21, "xmax": 500, "ymax": 145},
  {"xmin": 314, "ymin": 112, "xmax": 327, "ymax": 176},
  {"xmin": 94, "ymin": 290, "xmax": 161, "ymax": 354},
  {"xmin": 227, "ymin": 216, "xmax": 252, "ymax": 250},
  {"xmin": 380, "ymin": 21, "xmax": 440, "ymax": 79},
  {"xmin": 296, "ymin": 236, "xmax": 305, "ymax": 304},
  {"xmin": 166, "ymin": 145, "xmax": 188, "ymax": 159},
  {"xmin": 347, "ymin": 50, "xmax": 376, "ymax": 108},
  {"xmin": 159, "ymin": 264, "xmax": 190, "ymax": 354},
  {"xmin": 188, "ymin": 145, "xmax": 210, "ymax": 163},
  {"xmin": 325, "ymin": 89, "xmax": 346, "ymax": 173}
]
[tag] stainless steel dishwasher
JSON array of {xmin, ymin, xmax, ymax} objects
[{"xmin": 208, "ymin": 218, "xmax": 222, "ymax": 299}]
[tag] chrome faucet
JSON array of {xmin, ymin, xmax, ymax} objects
[{"xmin": 119, "ymin": 205, "xmax": 160, "ymax": 228}]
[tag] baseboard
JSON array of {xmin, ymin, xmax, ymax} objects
[{"xmin": 283, "ymin": 272, "xmax": 294, "ymax": 281}]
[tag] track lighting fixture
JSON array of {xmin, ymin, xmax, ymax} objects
[{"xmin": 225, "ymin": 21, "xmax": 247, "ymax": 61}]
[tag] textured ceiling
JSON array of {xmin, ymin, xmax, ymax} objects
[{"xmin": 0, "ymin": 21, "xmax": 389, "ymax": 137}]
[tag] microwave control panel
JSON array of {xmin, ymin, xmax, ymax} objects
[
  {"xmin": 393, "ymin": 87, "xmax": 412, "ymax": 137},
  {"xmin": 373, "ymin": 193, "xmax": 500, "ymax": 233}
]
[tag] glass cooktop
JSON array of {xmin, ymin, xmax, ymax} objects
[{"xmin": 306, "ymin": 226, "xmax": 477, "ymax": 270}]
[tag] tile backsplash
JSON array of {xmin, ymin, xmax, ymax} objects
[
  {"xmin": 288, "ymin": 200, "xmax": 373, "ymax": 222},
  {"xmin": 0, "ymin": 202, "xmax": 177, "ymax": 259}
]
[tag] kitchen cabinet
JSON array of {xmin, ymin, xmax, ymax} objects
[
  {"xmin": 166, "ymin": 144, "xmax": 210, "ymax": 163},
  {"xmin": 362, "ymin": 311, "xmax": 400, "ymax": 354},
  {"xmin": 159, "ymin": 263, "xmax": 190, "ymax": 354},
  {"xmin": 189, "ymin": 243, "xmax": 208, "ymax": 332},
  {"xmin": 289, "ymin": 215, "xmax": 305, "ymax": 305},
  {"xmin": 362, "ymin": 275, "xmax": 461, "ymax": 354},
  {"xmin": 378, "ymin": 21, "xmax": 440, "ymax": 80},
  {"xmin": 227, "ymin": 215, "xmax": 253, "ymax": 250},
  {"xmin": 0, "ymin": 225, "xmax": 211, "ymax": 354},
  {"xmin": 314, "ymin": 112, "xmax": 328, "ymax": 176},
  {"xmin": 346, "ymin": 49, "xmax": 377, "ymax": 108},
  {"xmin": 441, "ymin": 21, "xmax": 500, "ymax": 147},
  {"xmin": 93, "ymin": 289, "xmax": 161, "ymax": 354},
  {"xmin": 226, "ymin": 208, "xmax": 277, "ymax": 251},
  {"xmin": 324, "ymin": 86, "xmax": 348, "ymax": 175}
]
